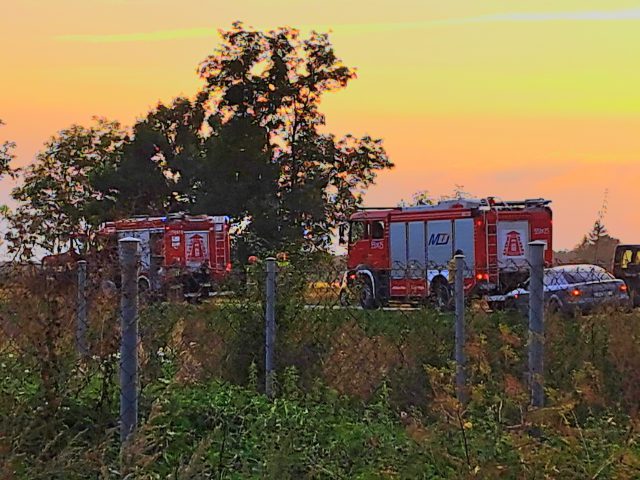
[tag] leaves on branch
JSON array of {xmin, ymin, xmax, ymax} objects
[{"xmin": 8, "ymin": 23, "xmax": 393, "ymax": 260}]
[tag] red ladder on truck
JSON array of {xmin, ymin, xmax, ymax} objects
[
  {"xmin": 486, "ymin": 215, "xmax": 500, "ymax": 285},
  {"xmin": 213, "ymin": 226, "xmax": 227, "ymax": 273}
]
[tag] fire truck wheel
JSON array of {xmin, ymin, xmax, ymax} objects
[
  {"xmin": 339, "ymin": 288, "xmax": 351, "ymax": 307},
  {"xmin": 360, "ymin": 279, "xmax": 377, "ymax": 310}
]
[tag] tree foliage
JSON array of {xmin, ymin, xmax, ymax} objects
[
  {"xmin": 0, "ymin": 119, "xmax": 16, "ymax": 180},
  {"xmin": 195, "ymin": 115, "xmax": 280, "ymax": 259},
  {"xmin": 8, "ymin": 23, "xmax": 392, "ymax": 259},
  {"xmin": 399, "ymin": 190, "xmax": 433, "ymax": 207},
  {"xmin": 6, "ymin": 118, "xmax": 126, "ymax": 258},
  {"xmin": 586, "ymin": 218, "xmax": 608, "ymax": 245},
  {"xmin": 198, "ymin": 22, "xmax": 393, "ymax": 250},
  {"xmin": 555, "ymin": 218, "xmax": 619, "ymax": 267},
  {"xmin": 94, "ymin": 95, "xmax": 208, "ymax": 218},
  {"xmin": 400, "ymin": 186, "xmax": 471, "ymax": 207}
]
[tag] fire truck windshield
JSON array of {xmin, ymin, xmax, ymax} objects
[{"xmin": 349, "ymin": 221, "xmax": 367, "ymax": 244}]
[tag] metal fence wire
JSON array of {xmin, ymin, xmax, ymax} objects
[{"xmin": 0, "ymin": 242, "xmax": 637, "ymax": 457}]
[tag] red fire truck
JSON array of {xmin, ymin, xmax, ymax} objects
[
  {"xmin": 98, "ymin": 213, "xmax": 232, "ymax": 297},
  {"xmin": 340, "ymin": 197, "xmax": 553, "ymax": 308}
]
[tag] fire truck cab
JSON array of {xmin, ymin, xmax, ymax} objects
[
  {"xmin": 99, "ymin": 213, "xmax": 231, "ymax": 297},
  {"xmin": 341, "ymin": 197, "xmax": 553, "ymax": 308}
]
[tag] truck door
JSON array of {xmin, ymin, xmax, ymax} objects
[
  {"xmin": 614, "ymin": 246, "xmax": 640, "ymax": 274},
  {"xmin": 407, "ymin": 221, "xmax": 427, "ymax": 296},
  {"xmin": 184, "ymin": 231, "xmax": 210, "ymax": 270},
  {"xmin": 614, "ymin": 246, "xmax": 640, "ymax": 306},
  {"xmin": 348, "ymin": 221, "xmax": 369, "ymax": 267},
  {"xmin": 497, "ymin": 221, "xmax": 529, "ymax": 272},
  {"xmin": 366, "ymin": 220, "xmax": 387, "ymax": 268},
  {"xmin": 389, "ymin": 222, "xmax": 408, "ymax": 296}
]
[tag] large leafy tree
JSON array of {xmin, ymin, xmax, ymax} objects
[
  {"xmin": 198, "ymin": 23, "xmax": 393, "ymax": 249},
  {"xmin": 6, "ymin": 118, "xmax": 126, "ymax": 258},
  {"xmin": 8, "ymin": 23, "xmax": 392, "ymax": 259}
]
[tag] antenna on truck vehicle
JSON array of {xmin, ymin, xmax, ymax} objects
[
  {"xmin": 597, "ymin": 188, "xmax": 609, "ymax": 226},
  {"xmin": 592, "ymin": 188, "xmax": 609, "ymax": 265}
]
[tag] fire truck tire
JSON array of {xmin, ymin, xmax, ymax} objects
[
  {"xmin": 360, "ymin": 279, "xmax": 377, "ymax": 310},
  {"xmin": 339, "ymin": 288, "xmax": 351, "ymax": 307}
]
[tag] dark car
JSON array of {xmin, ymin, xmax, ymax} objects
[
  {"xmin": 613, "ymin": 244, "xmax": 640, "ymax": 307},
  {"xmin": 505, "ymin": 264, "xmax": 630, "ymax": 316}
]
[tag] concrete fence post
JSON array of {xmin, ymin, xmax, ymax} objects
[
  {"xmin": 265, "ymin": 258, "xmax": 277, "ymax": 399},
  {"xmin": 454, "ymin": 254, "xmax": 466, "ymax": 404},
  {"xmin": 76, "ymin": 260, "xmax": 88, "ymax": 357},
  {"xmin": 119, "ymin": 237, "xmax": 141, "ymax": 443},
  {"xmin": 528, "ymin": 241, "xmax": 546, "ymax": 408}
]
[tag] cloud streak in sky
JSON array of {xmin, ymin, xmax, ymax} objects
[
  {"xmin": 55, "ymin": 7, "xmax": 640, "ymax": 43},
  {"xmin": 55, "ymin": 27, "xmax": 215, "ymax": 43},
  {"xmin": 457, "ymin": 7, "xmax": 640, "ymax": 24}
]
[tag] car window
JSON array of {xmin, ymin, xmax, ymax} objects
[
  {"xmin": 544, "ymin": 270, "xmax": 567, "ymax": 287},
  {"xmin": 595, "ymin": 270, "xmax": 616, "ymax": 281},
  {"xmin": 621, "ymin": 249, "xmax": 634, "ymax": 269},
  {"xmin": 635, "ymin": 250, "xmax": 640, "ymax": 265},
  {"xmin": 562, "ymin": 270, "xmax": 590, "ymax": 284},
  {"xmin": 563, "ymin": 268, "xmax": 612, "ymax": 283},
  {"xmin": 586, "ymin": 268, "xmax": 615, "ymax": 282}
]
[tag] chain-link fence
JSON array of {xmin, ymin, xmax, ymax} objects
[{"xmin": 1, "ymin": 242, "xmax": 639, "ymax": 476}]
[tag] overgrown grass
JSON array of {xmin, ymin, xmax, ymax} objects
[{"xmin": 2, "ymin": 268, "xmax": 640, "ymax": 477}]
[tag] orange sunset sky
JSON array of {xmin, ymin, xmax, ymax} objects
[{"xmin": 1, "ymin": 0, "xmax": 639, "ymax": 249}]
